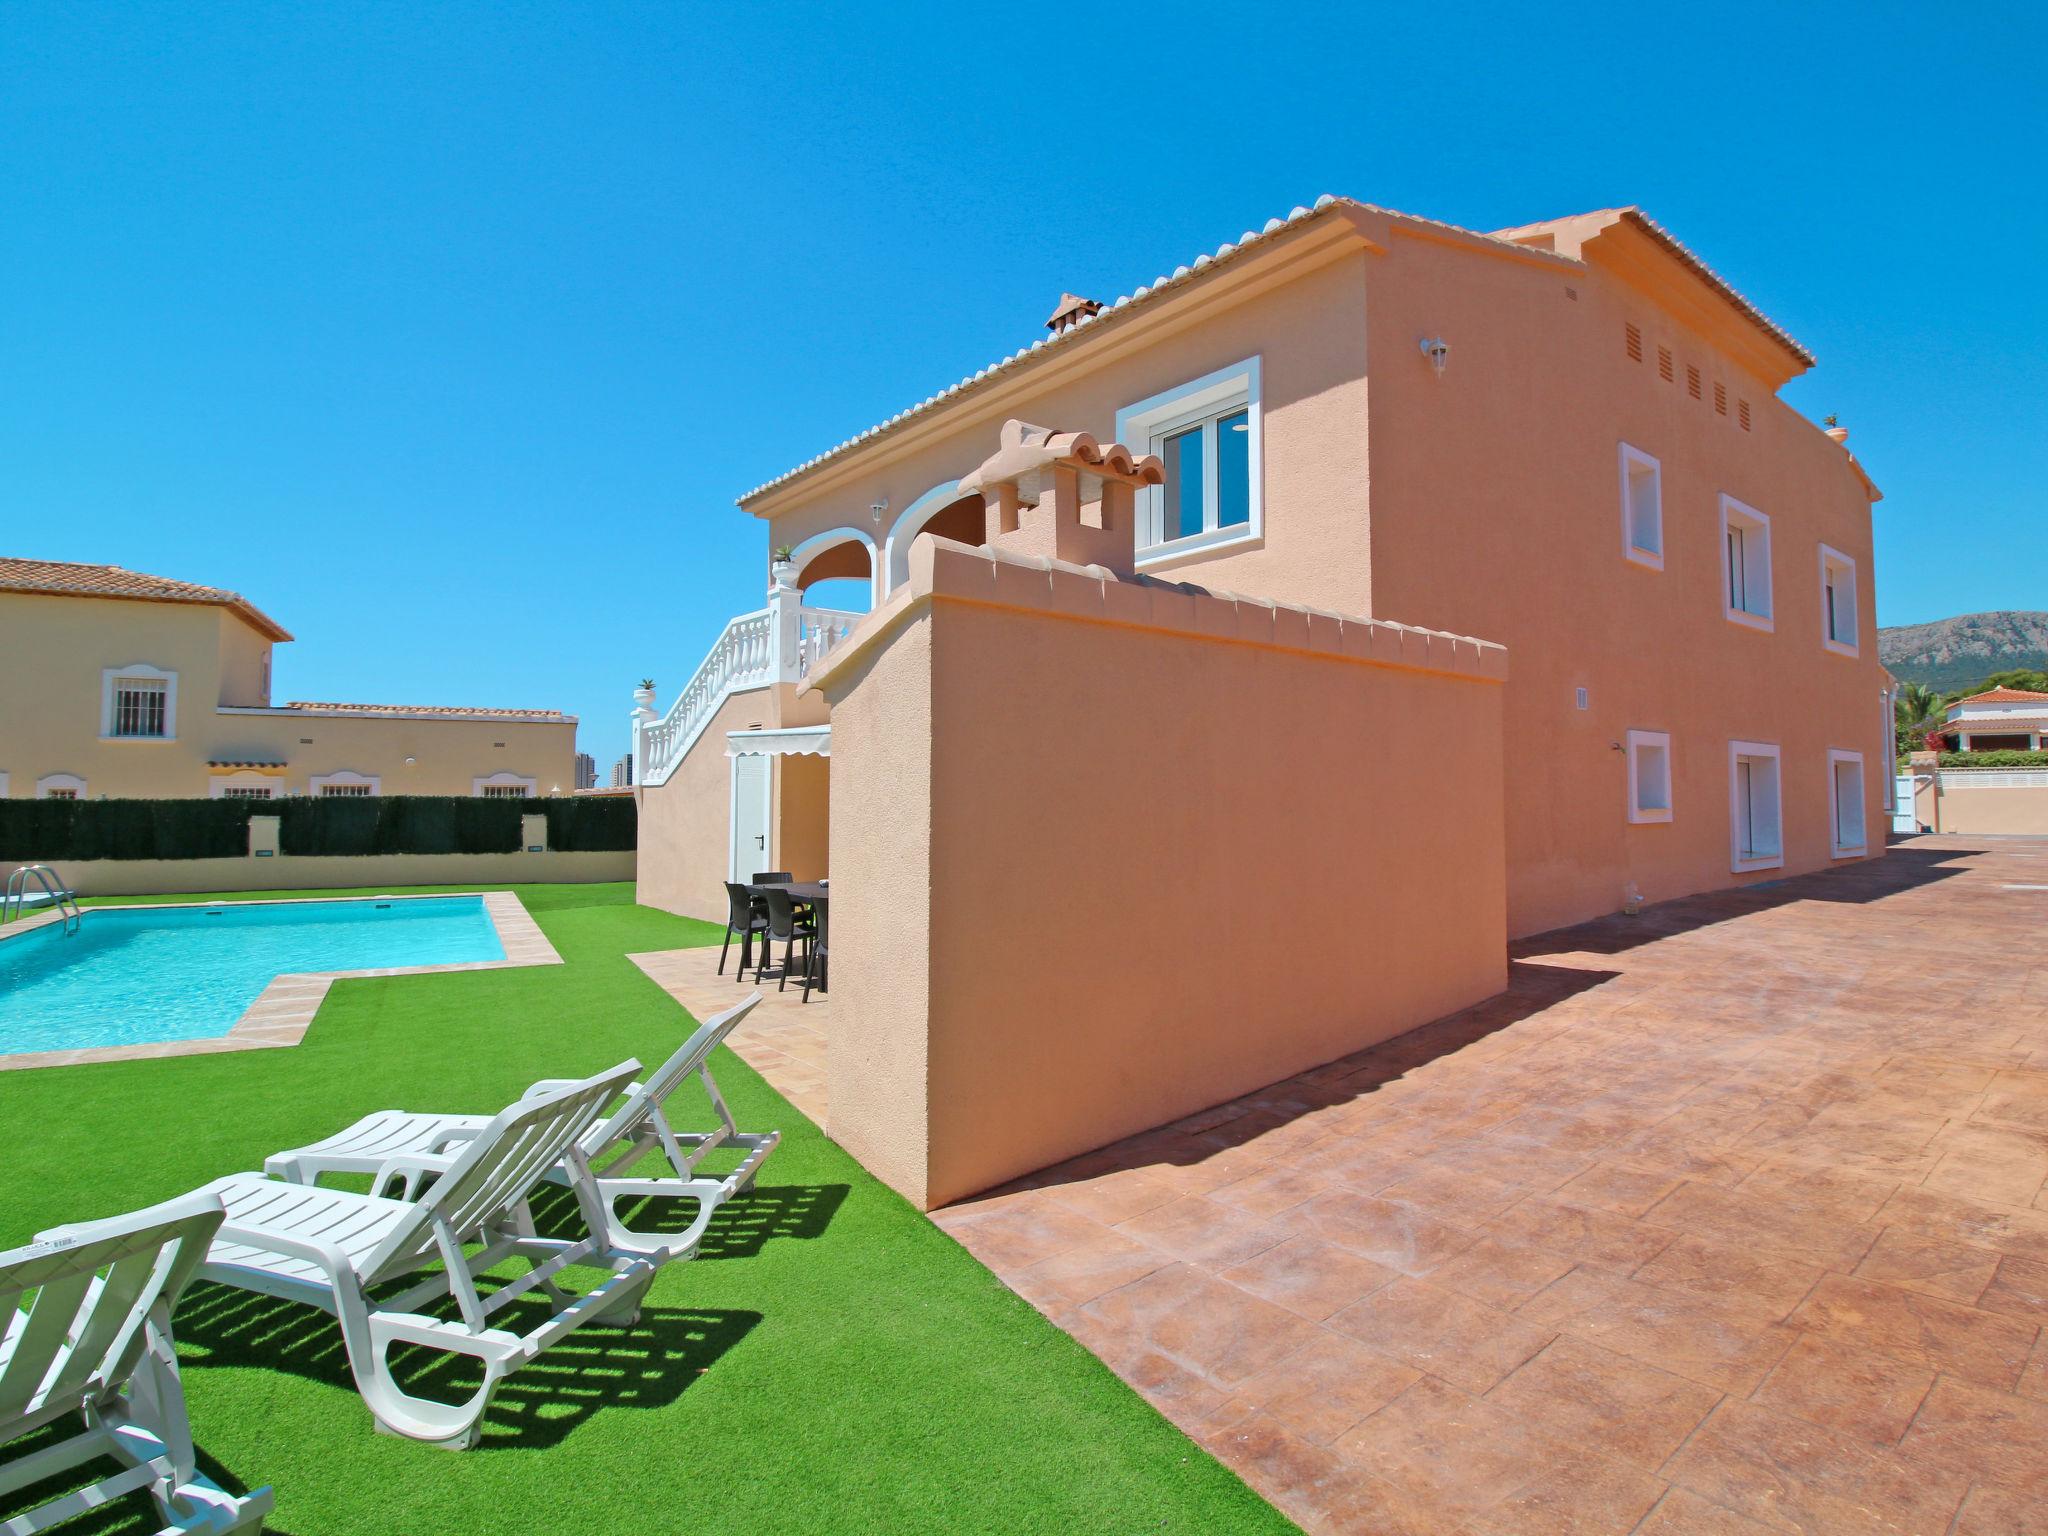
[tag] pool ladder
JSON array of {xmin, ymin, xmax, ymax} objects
[{"xmin": 2, "ymin": 865, "xmax": 81, "ymax": 935}]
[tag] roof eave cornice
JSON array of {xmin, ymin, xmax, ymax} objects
[{"xmin": 739, "ymin": 200, "xmax": 1384, "ymax": 518}]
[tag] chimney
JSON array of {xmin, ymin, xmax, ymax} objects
[{"xmin": 1045, "ymin": 292, "xmax": 1103, "ymax": 335}]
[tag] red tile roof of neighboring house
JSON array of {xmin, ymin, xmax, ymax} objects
[
  {"xmin": 1953, "ymin": 687, "xmax": 2048, "ymax": 705},
  {"xmin": 0, "ymin": 556, "xmax": 293, "ymax": 641},
  {"xmin": 281, "ymin": 701, "xmax": 575, "ymax": 723},
  {"xmin": 738, "ymin": 195, "xmax": 1813, "ymax": 506}
]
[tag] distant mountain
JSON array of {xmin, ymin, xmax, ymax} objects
[{"xmin": 1879, "ymin": 611, "xmax": 2048, "ymax": 693}]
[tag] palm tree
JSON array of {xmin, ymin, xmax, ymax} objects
[{"xmin": 1896, "ymin": 681, "xmax": 1945, "ymax": 752}]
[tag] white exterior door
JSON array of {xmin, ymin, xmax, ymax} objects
[{"xmin": 729, "ymin": 753, "xmax": 771, "ymax": 882}]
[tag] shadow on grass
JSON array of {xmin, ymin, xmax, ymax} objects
[
  {"xmin": 524, "ymin": 1181, "xmax": 850, "ymax": 1260},
  {"xmin": 0, "ymin": 1425, "xmax": 277, "ymax": 1536},
  {"xmin": 173, "ymin": 1280, "xmax": 758, "ymax": 1453}
]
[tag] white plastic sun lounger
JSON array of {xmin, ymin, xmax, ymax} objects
[
  {"xmin": 264, "ymin": 993, "xmax": 777, "ymax": 1261},
  {"xmin": 2, "ymin": 1193, "xmax": 272, "ymax": 1534},
  {"xmin": 42, "ymin": 1062, "xmax": 661, "ymax": 1452}
]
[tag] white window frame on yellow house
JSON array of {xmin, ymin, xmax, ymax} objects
[
  {"xmin": 100, "ymin": 663, "xmax": 178, "ymax": 741},
  {"xmin": 1827, "ymin": 748, "xmax": 1867, "ymax": 858},
  {"xmin": 1117, "ymin": 356, "xmax": 1262, "ymax": 569},
  {"xmin": 209, "ymin": 769, "xmax": 282, "ymax": 799},
  {"xmin": 311, "ymin": 770, "xmax": 380, "ymax": 798},
  {"xmin": 1625, "ymin": 729, "xmax": 1673, "ymax": 823},
  {"xmin": 1618, "ymin": 444, "xmax": 1663, "ymax": 570},
  {"xmin": 37, "ymin": 772, "xmax": 88, "ymax": 800},
  {"xmin": 472, "ymin": 771, "xmax": 536, "ymax": 799},
  {"xmin": 1719, "ymin": 496, "xmax": 1773, "ymax": 631},
  {"xmin": 1819, "ymin": 544, "xmax": 1859, "ymax": 657}
]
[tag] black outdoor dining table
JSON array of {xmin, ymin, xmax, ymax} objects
[{"xmin": 751, "ymin": 881, "xmax": 827, "ymax": 903}]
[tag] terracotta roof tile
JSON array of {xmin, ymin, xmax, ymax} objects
[
  {"xmin": 0, "ymin": 556, "xmax": 293, "ymax": 641},
  {"xmin": 1954, "ymin": 687, "xmax": 2048, "ymax": 705},
  {"xmin": 281, "ymin": 701, "xmax": 574, "ymax": 723},
  {"xmin": 737, "ymin": 195, "xmax": 1809, "ymax": 506}
]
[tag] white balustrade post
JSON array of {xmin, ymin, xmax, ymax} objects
[
  {"xmin": 630, "ymin": 682, "xmax": 657, "ymax": 787},
  {"xmin": 766, "ymin": 558, "xmax": 802, "ymax": 683}
]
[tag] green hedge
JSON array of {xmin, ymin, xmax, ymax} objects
[
  {"xmin": 0, "ymin": 795, "xmax": 635, "ymax": 861},
  {"xmin": 526, "ymin": 795, "xmax": 637, "ymax": 852},
  {"xmin": 0, "ymin": 799, "xmax": 253, "ymax": 861},
  {"xmin": 274, "ymin": 796, "xmax": 522, "ymax": 856},
  {"xmin": 1937, "ymin": 749, "xmax": 2048, "ymax": 768}
]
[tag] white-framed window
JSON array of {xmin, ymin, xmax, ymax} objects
[
  {"xmin": 210, "ymin": 770, "xmax": 281, "ymax": 800},
  {"xmin": 1728, "ymin": 740, "xmax": 1783, "ymax": 872},
  {"xmin": 1719, "ymin": 496, "xmax": 1772, "ymax": 630},
  {"xmin": 1619, "ymin": 445, "xmax": 1663, "ymax": 568},
  {"xmin": 100, "ymin": 663, "xmax": 178, "ymax": 740},
  {"xmin": 1626, "ymin": 730, "xmax": 1673, "ymax": 823},
  {"xmin": 311, "ymin": 771, "xmax": 380, "ymax": 798},
  {"xmin": 1828, "ymin": 749, "xmax": 1867, "ymax": 857},
  {"xmin": 1115, "ymin": 357, "xmax": 1261, "ymax": 565},
  {"xmin": 1819, "ymin": 544, "xmax": 1859, "ymax": 656},
  {"xmin": 37, "ymin": 773, "xmax": 87, "ymax": 801},
  {"xmin": 472, "ymin": 771, "xmax": 536, "ymax": 799}
]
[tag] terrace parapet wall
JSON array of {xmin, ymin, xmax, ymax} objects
[{"xmin": 809, "ymin": 533, "xmax": 1509, "ymax": 1209}]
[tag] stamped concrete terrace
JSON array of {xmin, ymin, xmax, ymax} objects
[{"xmin": 918, "ymin": 837, "xmax": 2048, "ymax": 1535}]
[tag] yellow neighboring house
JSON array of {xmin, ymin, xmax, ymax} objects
[{"xmin": 0, "ymin": 557, "xmax": 577, "ymax": 800}]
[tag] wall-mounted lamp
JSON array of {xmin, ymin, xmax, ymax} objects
[
  {"xmin": 870, "ymin": 497, "xmax": 889, "ymax": 525},
  {"xmin": 404, "ymin": 756, "xmax": 416, "ymax": 766},
  {"xmin": 1418, "ymin": 337, "xmax": 1450, "ymax": 378}
]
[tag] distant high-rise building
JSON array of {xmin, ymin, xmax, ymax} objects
[
  {"xmin": 574, "ymin": 751, "xmax": 596, "ymax": 790},
  {"xmin": 609, "ymin": 752, "xmax": 634, "ymax": 788}
]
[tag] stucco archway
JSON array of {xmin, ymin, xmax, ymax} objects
[
  {"xmin": 881, "ymin": 482, "xmax": 986, "ymax": 596},
  {"xmin": 788, "ymin": 526, "xmax": 879, "ymax": 606}
]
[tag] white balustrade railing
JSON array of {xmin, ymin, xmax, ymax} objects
[
  {"xmin": 636, "ymin": 595, "xmax": 864, "ymax": 787},
  {"xmin": 797, "ymin": 609, "xmax": 860, "ymax": 676}
]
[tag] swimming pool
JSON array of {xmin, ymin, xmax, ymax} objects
[{"xmin": 0, "ymin": 896, "xmax": 506, "ymax": 1055}]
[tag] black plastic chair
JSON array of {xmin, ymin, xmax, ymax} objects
[
  {"xmin": 761, "ymin": 886, "xmax": 817, "ymax": 992},
  {"xmin": 800, "ymin": 895, "xmax": 829, "ymax": 1003},
  {"xmin": 751, "ymin": 871, "xmax": 793, "ymax": 884},
  {"xmin": 720, "ymin": 881, "xmax": 770, "ymax": 982}
]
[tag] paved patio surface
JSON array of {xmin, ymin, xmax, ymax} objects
[
  {"xmin": 929, "ymin": 837, "xmax": 2048, "ymax": 1534},
  {"xmin": 630, "ymin": 941, "xmax": 830, "ymax": 1127}
]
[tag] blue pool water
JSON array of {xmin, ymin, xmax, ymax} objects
[{"xmin": 0, "ymin": 896, "xmax": 504, "ymax": 1055}]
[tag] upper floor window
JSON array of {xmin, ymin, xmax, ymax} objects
[
  {"xmin": 1618, "ymin": 445, "xmax": 1663, "ymax": 568},
  {"xmin": 1819, "ymin": 545, "xmax": 1859, "ymax": 656},
  {"xmin": 1720, "ymin": 496, "xmax": 1773, "ymax": 630},
  {"xmin": 220, "ymin": 786, "xmax": 273, "ymax": 799},
  {"xmin": 1116, "ymin": 358, "xmax": 1262, "ymax": 564},
  {"xmin": 100, "ymin": 663, "xmax": 177, "ymax": 741}
]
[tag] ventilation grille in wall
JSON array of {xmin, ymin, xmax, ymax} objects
[
  {"xmin": 1738, "ymin": 399, "xmax": 1752, "ymax": 432},
  {"xmin": 1687, "ymin": 364, "xmax": 1702, "ymax": 400},
  {"xmin": 1657, "ymin": 346, "xmax": 1674, "ymax": 383},
  {"xmin": 1714, "ymin": 382, "xmax": 1728, "ymax": 416},
  {"xmin": 1625, "ymin": 322, "xmax": 1642, "ymax": 363}
]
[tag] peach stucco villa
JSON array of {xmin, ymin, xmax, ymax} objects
[{"xmin": 633, "ymin": 196, "xmax": 1892, "ymax": 1208}]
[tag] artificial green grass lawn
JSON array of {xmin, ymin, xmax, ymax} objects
[{"xmin": 3, "ymin": 883, "xmax": 1296, "ymax": 1535}]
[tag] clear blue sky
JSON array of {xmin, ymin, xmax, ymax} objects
[{"xmin": 6, "ymin": 3, "xmax": 2042, "ymax": 766}]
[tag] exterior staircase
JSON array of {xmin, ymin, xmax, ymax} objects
[{"xmin": 635, "ymin": 567, "xmax": 860, "ymax": 787}]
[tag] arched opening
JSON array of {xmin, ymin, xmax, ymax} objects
[
  {"xmin": 787, "ymin": 527, "xmax": 878, "ymax": 611},
  {"xmin": 882, "ymin": 482, "xmax": 987, "ymax": 595}
]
